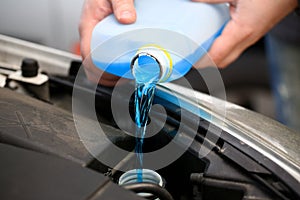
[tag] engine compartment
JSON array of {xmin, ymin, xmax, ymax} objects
[
  {"xmin": 0, "ymin": 35, "xmax": 299, "ymax": 199},
  {"xmin": 0, "ymin": 72, "xmax": 298, "ymax": 200}
]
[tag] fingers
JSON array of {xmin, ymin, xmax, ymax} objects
[
  {"xmin": 79, "ymin": 0, "xmax": 136, "ymax": 86},
  {"xmin": 79, "ymin": 0, "xmax": 136, "ymax": 60},
  {"xmin": 111, "ymin": 0, "xmax": 136, "ymax": 24},
  {"xmin": 79, "ymin": 20, "xmax": 98, "ymax": 62},
  {"xmin": 209, "ymin": 21, "xmax": 254, "ymax": 67},
  {"xmin": 78, "ymin": 0, "xmax": 115, "ymax": 86},
  {"xmin": 193, "ymin": 0, "xmax": 298, "ymax": 68},
  {"xmin": 195, "ymin": 20, "xmax": 258, "ymax": 68},
  {"xmin": 82, "ymin": 53, "xmax": 125, "ymax": 86},
  {"xmin": 79, "ymin": 0, "xmax": 112, "ymax": 60}
]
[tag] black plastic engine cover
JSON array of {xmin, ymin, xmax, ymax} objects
[
  {"xmin": 0, "ymin": 87, "xmax": 93, "ymax": 165},
  {"xmin": 0, "ymin": 143, "xmax": 142, "ymax": 200}
]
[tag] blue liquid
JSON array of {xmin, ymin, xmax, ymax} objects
[{"xmin": 134, "ymin": 81, "xmax": 157, "ymax": 182}]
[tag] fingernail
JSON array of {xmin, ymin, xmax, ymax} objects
[{"xmin": 119, "ymin": 11, "xmax": 134, "ymax": 21}]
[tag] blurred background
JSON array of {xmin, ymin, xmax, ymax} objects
[
  {"xmin": 0, "ymin": 0, "xmax": 275, "ymax": 120},
  {"xmin": 0, "ymin": 0, "xmax": 84, "ymax": 53}
]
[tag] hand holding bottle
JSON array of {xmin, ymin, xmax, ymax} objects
[
  {"xmin": 79, "ymin": 0, "xmax": 136, "ymax": 86},
  {"xmin": 192, "ymin": 0, "xmax": 298, "ymax": 68},
  {"xmin": 79, "ymin": 0, "xmax": 298, "ymax": 85}
]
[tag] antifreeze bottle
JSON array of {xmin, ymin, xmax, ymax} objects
[{"xmin": 91, "ymin": 0, "xmax": 230, "ymax": 83}]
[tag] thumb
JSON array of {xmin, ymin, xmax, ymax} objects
[{"xmin": 111, "ymin": 0, "xmax": 136, "ymax": 24}]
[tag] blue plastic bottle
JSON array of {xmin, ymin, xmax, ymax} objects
[{"xmin": 91, "ymin": 0, "xmax": 230, "ymax": 83}]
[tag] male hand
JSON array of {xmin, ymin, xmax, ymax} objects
[
  {"xmin": 193, "ymin": 0, "xmax": 298, "ymax": 68},
  {"xmin": 79, "ymin": 0, "xmax": 136, "ymax": 86}
]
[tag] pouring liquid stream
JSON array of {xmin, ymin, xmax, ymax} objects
[
  {"xmin": 134, "ymin": 54, "xmax": 160, "ymax": 182},
  {"xmin": 134, "ymin": 82, "xmax": 156, "ymax": 182}
]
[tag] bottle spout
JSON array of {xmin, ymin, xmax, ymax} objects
[
  {"xmin": 131, "ymin": 45, "xmax": 172, "ymax": 84},
  {"xmin": 131, "ymin": 52, "xmax": 161, "ymax": 84}
]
